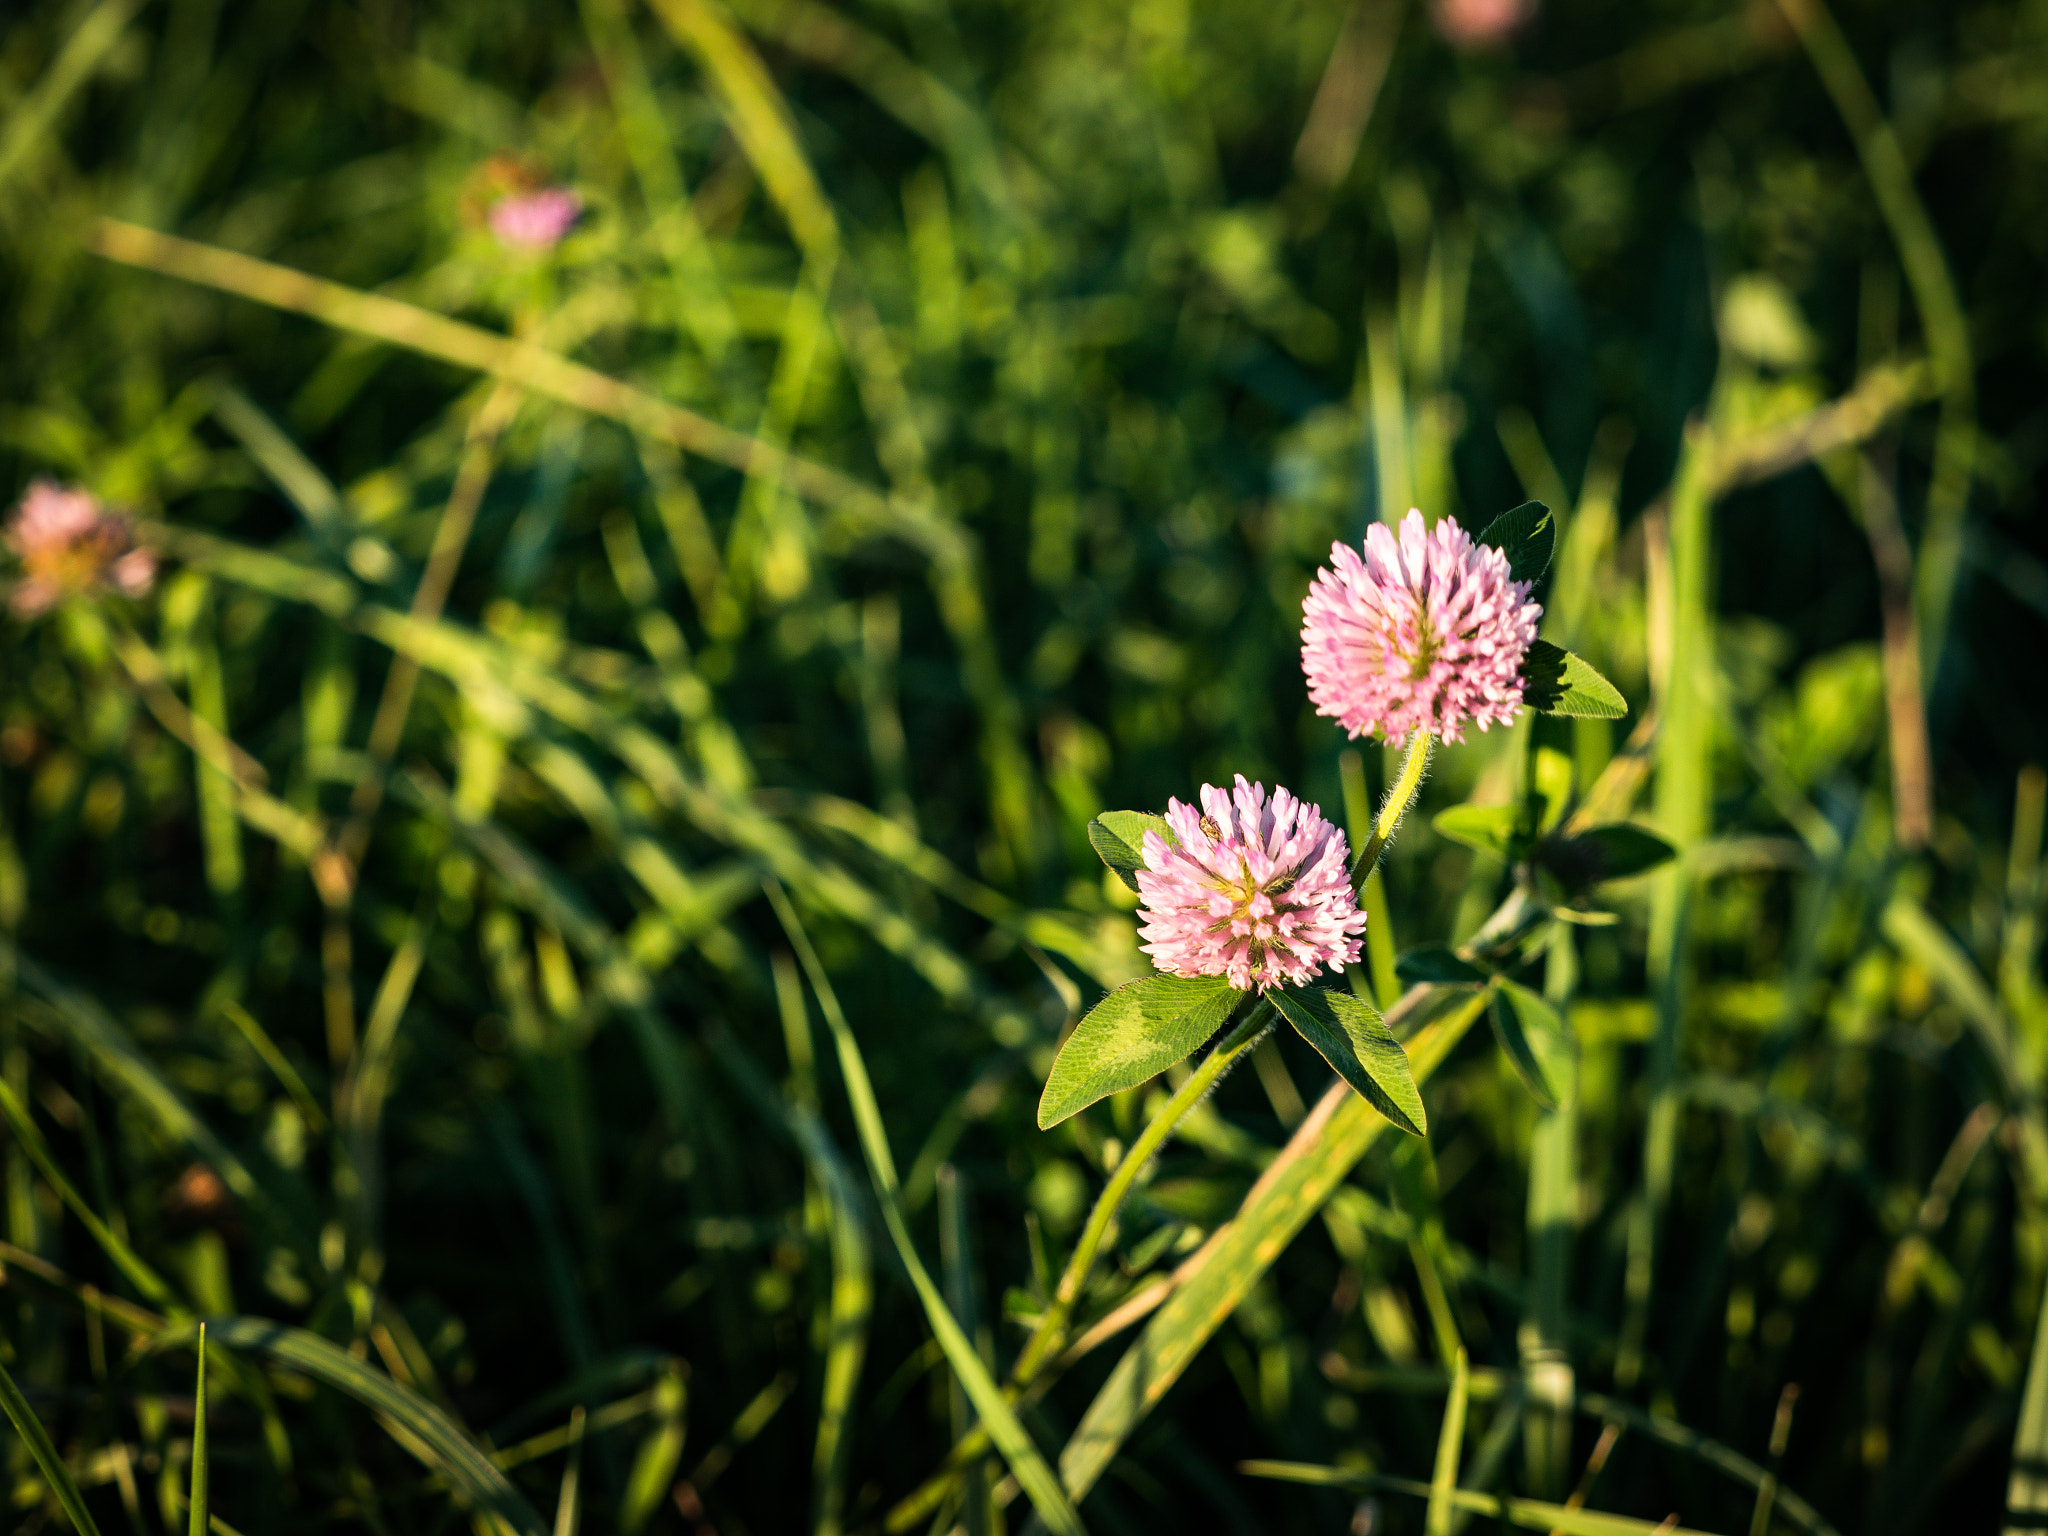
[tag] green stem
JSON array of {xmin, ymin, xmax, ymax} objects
[
  {"xmin": 1010, "ymin": 997, "xmax": 1276, "ymax": 1387},
  {"xmin": 1356, "ymin": 730, "xmax": 1434, "ymax": 879}
]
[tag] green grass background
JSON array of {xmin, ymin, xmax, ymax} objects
[{"xmin": 1, "ymin": 0, "xmax": 2047, "ymax": 1530}]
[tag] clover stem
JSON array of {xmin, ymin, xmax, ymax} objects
[
  {"xmin": 1356, "ymin": 729, "xmax": 1434, "ymax": 880},
  {"xmin": 1009, "ymin": 997, "xmax": 1276, "ymax": 1387}
]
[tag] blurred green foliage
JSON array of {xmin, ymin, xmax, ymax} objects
[{"xmin": 2, "ymin": 0, "xmax": 2048, "ymax": 1530}]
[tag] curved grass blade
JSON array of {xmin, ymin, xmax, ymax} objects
[
  {"xmin": 175, "ymin": 1318, "xmax": 549, "ymax": 1536},
  {"xmin": 766, "ymin": 884, "xmax": 1087, "ymax": 1536},
  {"xmin": 1051, "ymin": 989, "xmax": 1488, "ymax": 1509},
  {"xmin": 0, "ymin": 1351, "xmax": 105, "ymax": 1536},
  {"xmin": 0, "ymin": 1077, "xmax": 179, "ymax": 1311}
]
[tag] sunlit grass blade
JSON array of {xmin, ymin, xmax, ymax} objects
[{"xmin": 188, "ymin": 1324, "xmax": 208, "ymax": 1536}]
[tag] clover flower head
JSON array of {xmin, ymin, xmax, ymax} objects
[
  {"xmin": 1301, "ymin": 508, "xmax": 1541, "ymax": 745},
  {"xmin": 490, "ymin": 187, "xmax": 583, "ymax": 250},
  {"xmin": 1136, "ymin": 775, "xmax": 1365, "ymax": 992},
  {"xmin": 4, "ymin": 481, "xmax": 155, "ymax": 617}
]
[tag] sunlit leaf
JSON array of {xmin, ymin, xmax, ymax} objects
[
  {"xmin": 1488, "ymin": 982, "xmax": 1571, "ymax": 1110},
  {"xmin": 1038, "ymin": 974, "xmax": 1240, "ymax": 1128},
  {"xmin": 1086, "ymin": 810, "xmax": 1174, "ymax": 892},
  {"xmin": 1520, "ymin": 640, "xmax": 1627, "ymax": 719},
  {"xmin": 1271, "ymin": 986, "xmax": 1424, "ymax": 1135}
]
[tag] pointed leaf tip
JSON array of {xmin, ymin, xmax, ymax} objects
[
  {"xmin": 1520, "ymin": 640, "xmax": 1626, "ymax": 719},
  {"xmin": 1271, "ymin": 986, "xmax": 1425, "ymax": 1135}
]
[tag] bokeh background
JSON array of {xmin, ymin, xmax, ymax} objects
[{"xmin": 2, "ymin": 0, "xmax": 2047, "ymax": 1530}]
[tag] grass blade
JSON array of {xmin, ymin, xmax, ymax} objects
[
  {"xmin": 0, "ymin": 1350, "xmax": 105, "ymax": 1535},
  {"xmin": 186, "ymin": 1318, "xmax": 550, "ymax": 1536},
  {"xmin": 765, "ymin": 883, "xmax": 1087, "ymax": 1536},
  {"xmin": 1240, "ymin": 1463, "xmax": 1716, "ymax": 1536},
  {"xmin": 1427, "ymin": 1346, "xmax": 1469, "ymax": 1536},
  {"xmin": 188, "ymin": 1324, "xmax": 208, "ymax": 1536}
]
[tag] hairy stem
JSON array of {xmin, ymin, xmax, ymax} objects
[
  {"xmin": 1356, "ymin": 729, "xmax": 1434, "ymax": 878},
  {"xmin": 1009, "ymin": 997, "xmax": 1276, "ymax": 1388}
]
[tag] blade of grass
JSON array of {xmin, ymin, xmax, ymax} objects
[
  {"xmin": 763, "ymin": 882, "xmax": 1087, "ymax": 1536},
  {"xmin": 1427, "ymin": 1346, "xmax": 1470, "ymax": 1536},
  {"xmin": 1240, "ymin": 1464, "xmax": 1714, "ymax": 1536},
  {"xmin": 164, "ymin": 1317, "xmax": 549, "ymax": 1536},
  {"xmin": 0, "ymin": 1076, "xmax": 179, "ymax": 1311},
  {"xmin": 0, "ymin": 0, "xmax": 149, "ymax": 196},
  {"xmin": 187, "ymin": 1324, "xmax": 208, "ymax": 1536},
  {"xmin": 0, "ymin": 1351, "xmax": 106, "ymax": 1536}
]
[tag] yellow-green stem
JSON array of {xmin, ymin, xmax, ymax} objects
[
  {"xmin": 1356, "ymin": 730, "xmax": 1434, "ymax": 879},
  {"xmin": 1009, "ymin": 998, "xmax": 1276, "ymax": 1387}
]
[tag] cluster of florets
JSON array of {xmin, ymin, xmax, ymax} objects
[
  {"xmin": 1135, "ymin": 775, "xmax": 1366, "ymax": 991},
  {"xmin": 4, "ymin": 481, "xmax": 155, "ymax": 618},
  {"xmin": 1301, "ymin": 508, "xmax": 1541, "ymax": 745}
]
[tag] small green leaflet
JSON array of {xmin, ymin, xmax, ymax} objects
[
  {"xmin": 1038, "ymin": 974, "xmax": 1240, "ymax": 1128},
  {"xmin": 1520, "ymin": 640, "xmax": 1627, "ymax": 719},
  {"xmin": 1476, "ymin": 500, "xmax": 1555, "ymax": 584},
  {"xmin": 1432, "ymin": 803, "xmax": 1522, "ymax": 860},
  {"xmin": 1087, "ymin": 810, "xmax": 1174, "ymax": 892},
  {"xmin": 1488, "ymin": 981, "xmax": 1571, "ymax": 1111},
  {"xmin": 1270, "ymin": 987, "xmax": 1425, "ymax": 1135}
]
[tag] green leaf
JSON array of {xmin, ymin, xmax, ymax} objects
[
  {"xmin": 1488, "ymin": 981, "xmax": 1570, "ymax": 1111},
  {"xmin": 1038, "ymin": 974, "xmax": 1241, "ymax": 1128},
  {"xmin": 1519, "ymin": 641, "xmax": 1627, "ymax": 719},
  {"xmin": 1087, "ymin": 810, "xmax": 1174, "ymax": 891},
  {"xmin": 1270, "ymin": 987, "xmax": 1425, "ymax": 1135},
  {"xmin": 1396, "ymin": 948, "xmax": 1491, "ymax": 987},
  {"xmin": 1536, "ymin": 823, "xmax": 1678, "ymax": 891},
  {"xmin": 0, "ymin": 1351, "xmax": 105, "ymax": 1536},
  {"xmin": 1476, "ymin": 500, "xmax": 1555, "ymax": 584},
  {"xmin": 1432, "ymin": 803, "xmax": 1522, "ymax": 860}
]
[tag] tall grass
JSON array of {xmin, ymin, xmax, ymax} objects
[{"xmin": 0, "ymin": 0, "xmax": 2045, "ymax": 1530}]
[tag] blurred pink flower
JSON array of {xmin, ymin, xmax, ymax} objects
[
  {"xmin": 490, "ymin": 187, "xmax": 582, "ymax": 250},
  {"xmin": 4, "ymin": 480, "xmax": 155, "ymax": 617},
  {"xmin": 1432, "ymin": 0, "xmax": 1535, "ymax": 48},
  {"xmin": 1136, "ymin": 775, "xmax": 1365, "ymax": 992},
  {"xmin": 1301, "ymin": 508, "xmax": 1541, "ymax": 745}
]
